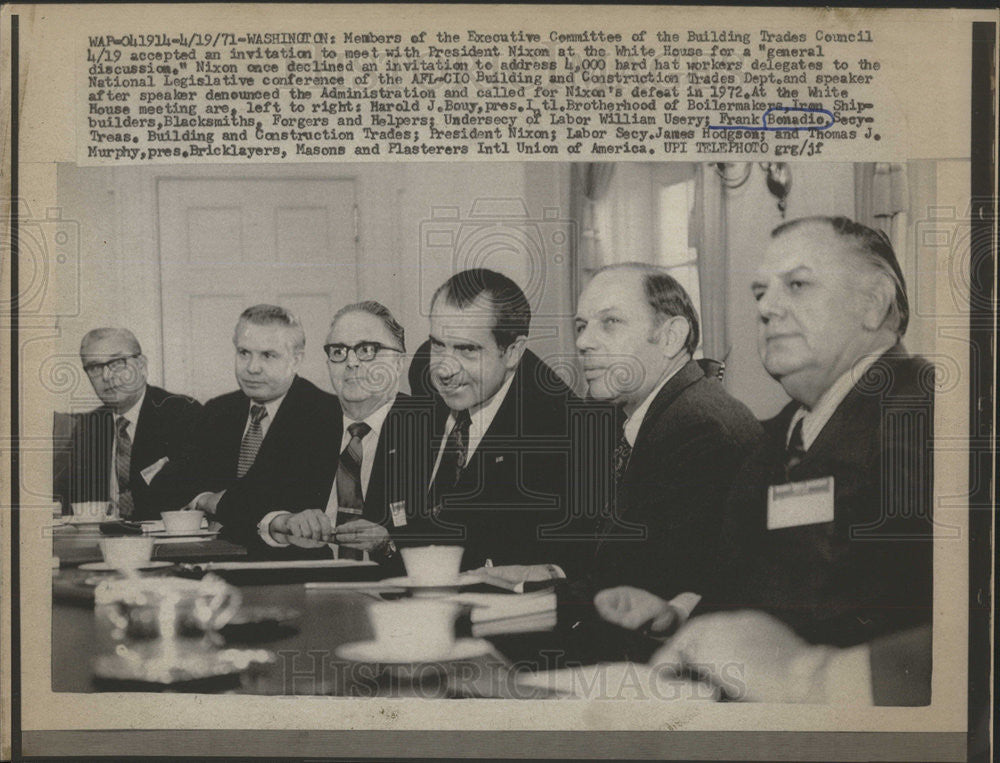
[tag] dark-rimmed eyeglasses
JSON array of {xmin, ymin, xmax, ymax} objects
[
  {"xmin": 324, "ymin": 342, "xmax": 403, "ymax": 363},
  {"xmin": 83, "ymin": 353, "xmax": 141, "ymax": 376}
]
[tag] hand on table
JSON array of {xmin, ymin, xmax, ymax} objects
[
  {"xmin": 464, "ymin": 564, "xmax": 564, "ymax": 585},
  {"xmin": 332, "ymin": 519, "xmax": 389, "ymax": 553},
  {"xmin": 594, "ymin": 586, "xmax": 678, "ymax": 633},
  {"xmin": 189, "ymin": 490, "xmax": 225, "ymax": 515},
  {"xmin": 650, "ymin": 610, "xmax": 834, "ymax": 702},
  {"xmin": 269, "ymin": 509, "xmax": 333, "ymax": 548}
]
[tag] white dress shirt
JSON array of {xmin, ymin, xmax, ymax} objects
[
  {"xmin": 259, "ymin": 396, "xmax": 395, "ymax": 550},
  {"xmin": 786, "ymin": 345, "xmax": 894, "ymax": 449},
  {"xmin": 430, "ymin": 370, "xmax": 518, "ymax": 484},
  {"xmin": 109, "ymin": 388, "xmax": 145, "ymax": 509},
  {"xmin": 622, "ymin": 365, "xmax": 683, "ymax": 447}
]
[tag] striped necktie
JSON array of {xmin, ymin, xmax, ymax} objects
[
  {"xmin": 115, "ymin": 416, "xmax": 134, "ymax": 518},
  {"xmin": 336, "ymin": 421, "xmax": 371, "ymax": 560},
  {"xmin": 237, "ymin": 404, "xmax": 268, "ymax": 478}
]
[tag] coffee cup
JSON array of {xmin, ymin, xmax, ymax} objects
[
  {"xmin": 367, "ymin": 600, "xmax": 459, "ymax": 661},
  {"xmin": 400, "ymin": 545, "xmax": 464, "ymax": 586},
  {"xmin": 100, "ymin": 536, "xmax": 155, "ymax": 569},
  {"xmin": 160, "ymin": 510, "xmax": 205, "ymax": 534},
  {"xmin": 71, "ymin": 501, "xmax": 110, "ymax": 522}
]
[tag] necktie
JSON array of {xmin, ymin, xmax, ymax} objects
[
  {"xmin": 115, "ymin": 417, "xmax": 134, "ymax": 518},
  {"xmin": 430, "ymin": 409, "xmax": 472, "ymax": 504},
  {"xmin": 613, "ymin": 419, "xmax": 632, "ymax": 489},
  {"xmin": 337, "ymin": 421, "xmax": 372, "ymax": 516},
  {"xmin": 335, "ymin": 421, "xmax": 372, "ymax": 560},
  {"xmin": 237, "ymin": 404, "xmax": 268, "ymax": 478},
  {"xmin": 785, "ymin": 417, "xmax": 807, "ymax": 477}
]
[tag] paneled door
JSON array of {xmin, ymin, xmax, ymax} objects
[{"xmin": 158, "ymin": 178, "xmax": 359, "ymax": 402}]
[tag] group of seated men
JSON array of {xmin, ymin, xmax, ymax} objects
[{"xmin": 53, "ymin": 215, "xmax": 934, "ymax": 705}]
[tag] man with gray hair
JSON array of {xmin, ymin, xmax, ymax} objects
[
  {"xmin": 180, "ymin": 305, "xmax": 341, "ymax": 548},
  {"xmin": 53, "ymin": 328, "xmax": 202, "ymax": 520}
]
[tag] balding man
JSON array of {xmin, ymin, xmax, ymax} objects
[{"xmin": 53, "ymin": 328, "xmax": 202, "ymax": 520}]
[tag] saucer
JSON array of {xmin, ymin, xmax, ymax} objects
[
  {"xmin": 150, "ymin": 529, "xmax": 220, "ymax": 541},
  {"xmin": 79, "ymin": 561, "xmax": 174, "ymax": 572},
  {"xmin": 380, "ymin": 575, "xmax": 478, "ymax": 590},
  {"xmin": 336, "ymin": 638, "xmax": 492, "ymax": 664},
  {"xmin": 93, "ymin": 648, "xmax": 275, "ymax": 684}
]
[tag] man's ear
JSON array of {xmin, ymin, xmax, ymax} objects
[
  {"xmin": 502, "ymin": 335, "xmax": 527, "ymax": 369},
  {"xmin": 660, "ymin": 316, "xmax": 691, "ymax": 359},
  {"xmin": 862, "ymin": 273, "xmax": 895, "ymax": 331}
]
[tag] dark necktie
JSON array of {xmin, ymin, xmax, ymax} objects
[
  {"xmin": 337, "ymin": 421, "xmax": 372, "ymax": 517},
  {"xmin": 430, "ymin": 409, "xmax": 472, "ymax": 505},
  {"xmin": 785, "ymin": 417, "xmax": 807, "ymax": 477},
  {"xmin": 613, "ymin": 419, "xmax": 632, "ymax": 489},
  {"xmin": 237, "ymin": 404, "xmax": 268, "ymax": 478},
  {"xmin": 336, "ymin": 421, "xmax": 371, "ymax": 560},
  {"xmin": 115, "ymin": 417, "xmax": 134, "ymax": 518}
]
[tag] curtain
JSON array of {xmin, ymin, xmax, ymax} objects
[
  {"xmin": 569, "ymin": 163, "xmax": 616, "ymax": 272},
  {"xmin": 693, "ymin": 165, "xmax": 727, "ymax": 363},
  {"xmin": 855, "ymin": 163, "xmax": 909, "ymax": 260}
]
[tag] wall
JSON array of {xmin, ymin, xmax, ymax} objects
[{"xmin": 54, "ymin": 161, "xmax": 576, "ymax": 404}]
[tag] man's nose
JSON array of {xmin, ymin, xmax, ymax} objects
[
  {"xmin": 756, "ymin": 286, "xmax": 783, "ymax": 320},
  {"xmin": 246, "ymin": 354, "xmax": 263, "ymax": 373},
  {"xmin": 575, "ymin": 322, "xmax": 596, "ymax": 352},
  {"xmin": 345, "ymin": 348, "xmax": 361, "ymax": 368}
]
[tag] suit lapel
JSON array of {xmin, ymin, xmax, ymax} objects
[
  {"xmin": 130, "ymin": 387, "xmax": 159, "ymax": 480},
  {"xmin": 628, "ymin": 361, "xmax": 704, "ymax": 474}
]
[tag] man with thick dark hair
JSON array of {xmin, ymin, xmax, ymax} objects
[{"xmin": 407, "ymin": 268, "xmax": 584, "ymax": 572}]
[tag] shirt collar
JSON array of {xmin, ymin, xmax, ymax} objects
[
  {"xmin": 344, "ymin": 395, "xmax": 395, "ymax": 439},
  {"xmin": 623, "ymin": 365, "xmax": 682, "ymax": 447},
  {"xmin": 251, "ymin": 391, "xmax": 288, "ymax": 423},
  {"xmin": 788, "ymin": 344, "xmax": 895, "ymax": 450},
  {"xmin": 447, "ymin": 368, "xmax": 517, "ymax": 438},
  {"xmin": 115, "ymin": 387, "xmax": 146, "ymax": 429}
]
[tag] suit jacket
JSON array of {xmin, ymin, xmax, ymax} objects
[
  {"xmin": 587, "ymin": 360, "xmax": 765, "ymax": 599},
  {"xmin": 52, "ymin": 385, "xmax": 203, "ymax": 521},
  {"xmin": 402, "ymin": 348, "xmax": 587, "ymax": 571},
  {"xmin": 714, "ymin": 344, "xmax": 934, "ymax": 647},
  {"xmin": 181, "ymin": 375, "xmax": 342, "ymax": 546}
]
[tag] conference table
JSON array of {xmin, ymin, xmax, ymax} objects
[{"xmin": 50, "ymin": 524, "xmax": 592, "ymax": 698}]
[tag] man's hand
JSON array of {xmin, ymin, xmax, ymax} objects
[
  {"xmin": 332, "ymin": 519, "xmax": 389, "ymax": 553},
  {"xmin": 190, "ymin": 490, "xmax": 224, "ymax": 516},
  {"xmin": 594, "ymin": 586, "xmax": 676, "ymax": 632},
  {"xmin": 271, "ymin": 509, "xmax": 334, "ymax": 548},
  {"xmin": 650, "ymin": 610, "xmax": 833, "ymax": 702},
  {"xmin": 464, "ymin": 564, "xmax": 564, "ymax": 585}
]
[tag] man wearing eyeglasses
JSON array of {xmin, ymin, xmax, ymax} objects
[
  {"xmin": 179, "ymin": 305, "xmax": 341, "ymax": 549},
  {"xmin": 53, "ymin": 328, "xmax": 202, "ymax": 520},
  {"xmin": 259, "ymin": 301, "xmax": 427, "ymax": 566}
]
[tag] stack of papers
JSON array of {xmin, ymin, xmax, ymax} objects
[{"xmin": 446, "ymin": 588, "xmax": 558, "ymax": 636}]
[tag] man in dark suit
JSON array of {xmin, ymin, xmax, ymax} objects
[
  {"xmin": 261, "ymin": 301, "xmax": 430, "ymax": 569},
  {"xmin": 407, "ymin": 268, "xmax": 583, "ymax": 572},
  {"xmin": 182, "ymin": 305, "xmax": 341, "ymax": 547},
  {"xmin": 53, "ymin": 328, "xmax": 202, "ymax": 520},
  {"xmin": 573, "ymin": 264, "xmax": 762, "ymax": 605},
  {"xmin": 597, "ymin": 218, "xmax": 933, "ymax": 702}
]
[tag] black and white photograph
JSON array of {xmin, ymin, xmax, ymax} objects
[{"xmin": 3, "ymin": 4, "xmax": 995, "ymax": 762}]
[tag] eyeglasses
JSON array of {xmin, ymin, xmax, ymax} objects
[
  {"xmin": 83, "ymin": 353, "xmax": 141, "ymax": 376},
  {"xmin": 324, "ymin": 341, "xmax": 403, "ymax": 363}
]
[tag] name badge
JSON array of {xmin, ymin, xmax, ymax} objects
[
  {"xmin": 140, "ymin": 456, "xmax": 169, "ymax": 485},
  {"xmin": 390, "ymin": 501, "xmax": 407, "ymax": 527},
  {"xmin": 767, "ymin": 476, "xmax": 835, "ymax": 530}
]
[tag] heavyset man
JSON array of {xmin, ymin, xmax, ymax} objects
[{"xmin": 53, "ymin": 328, "xmax": 202, "ymax": 520}]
